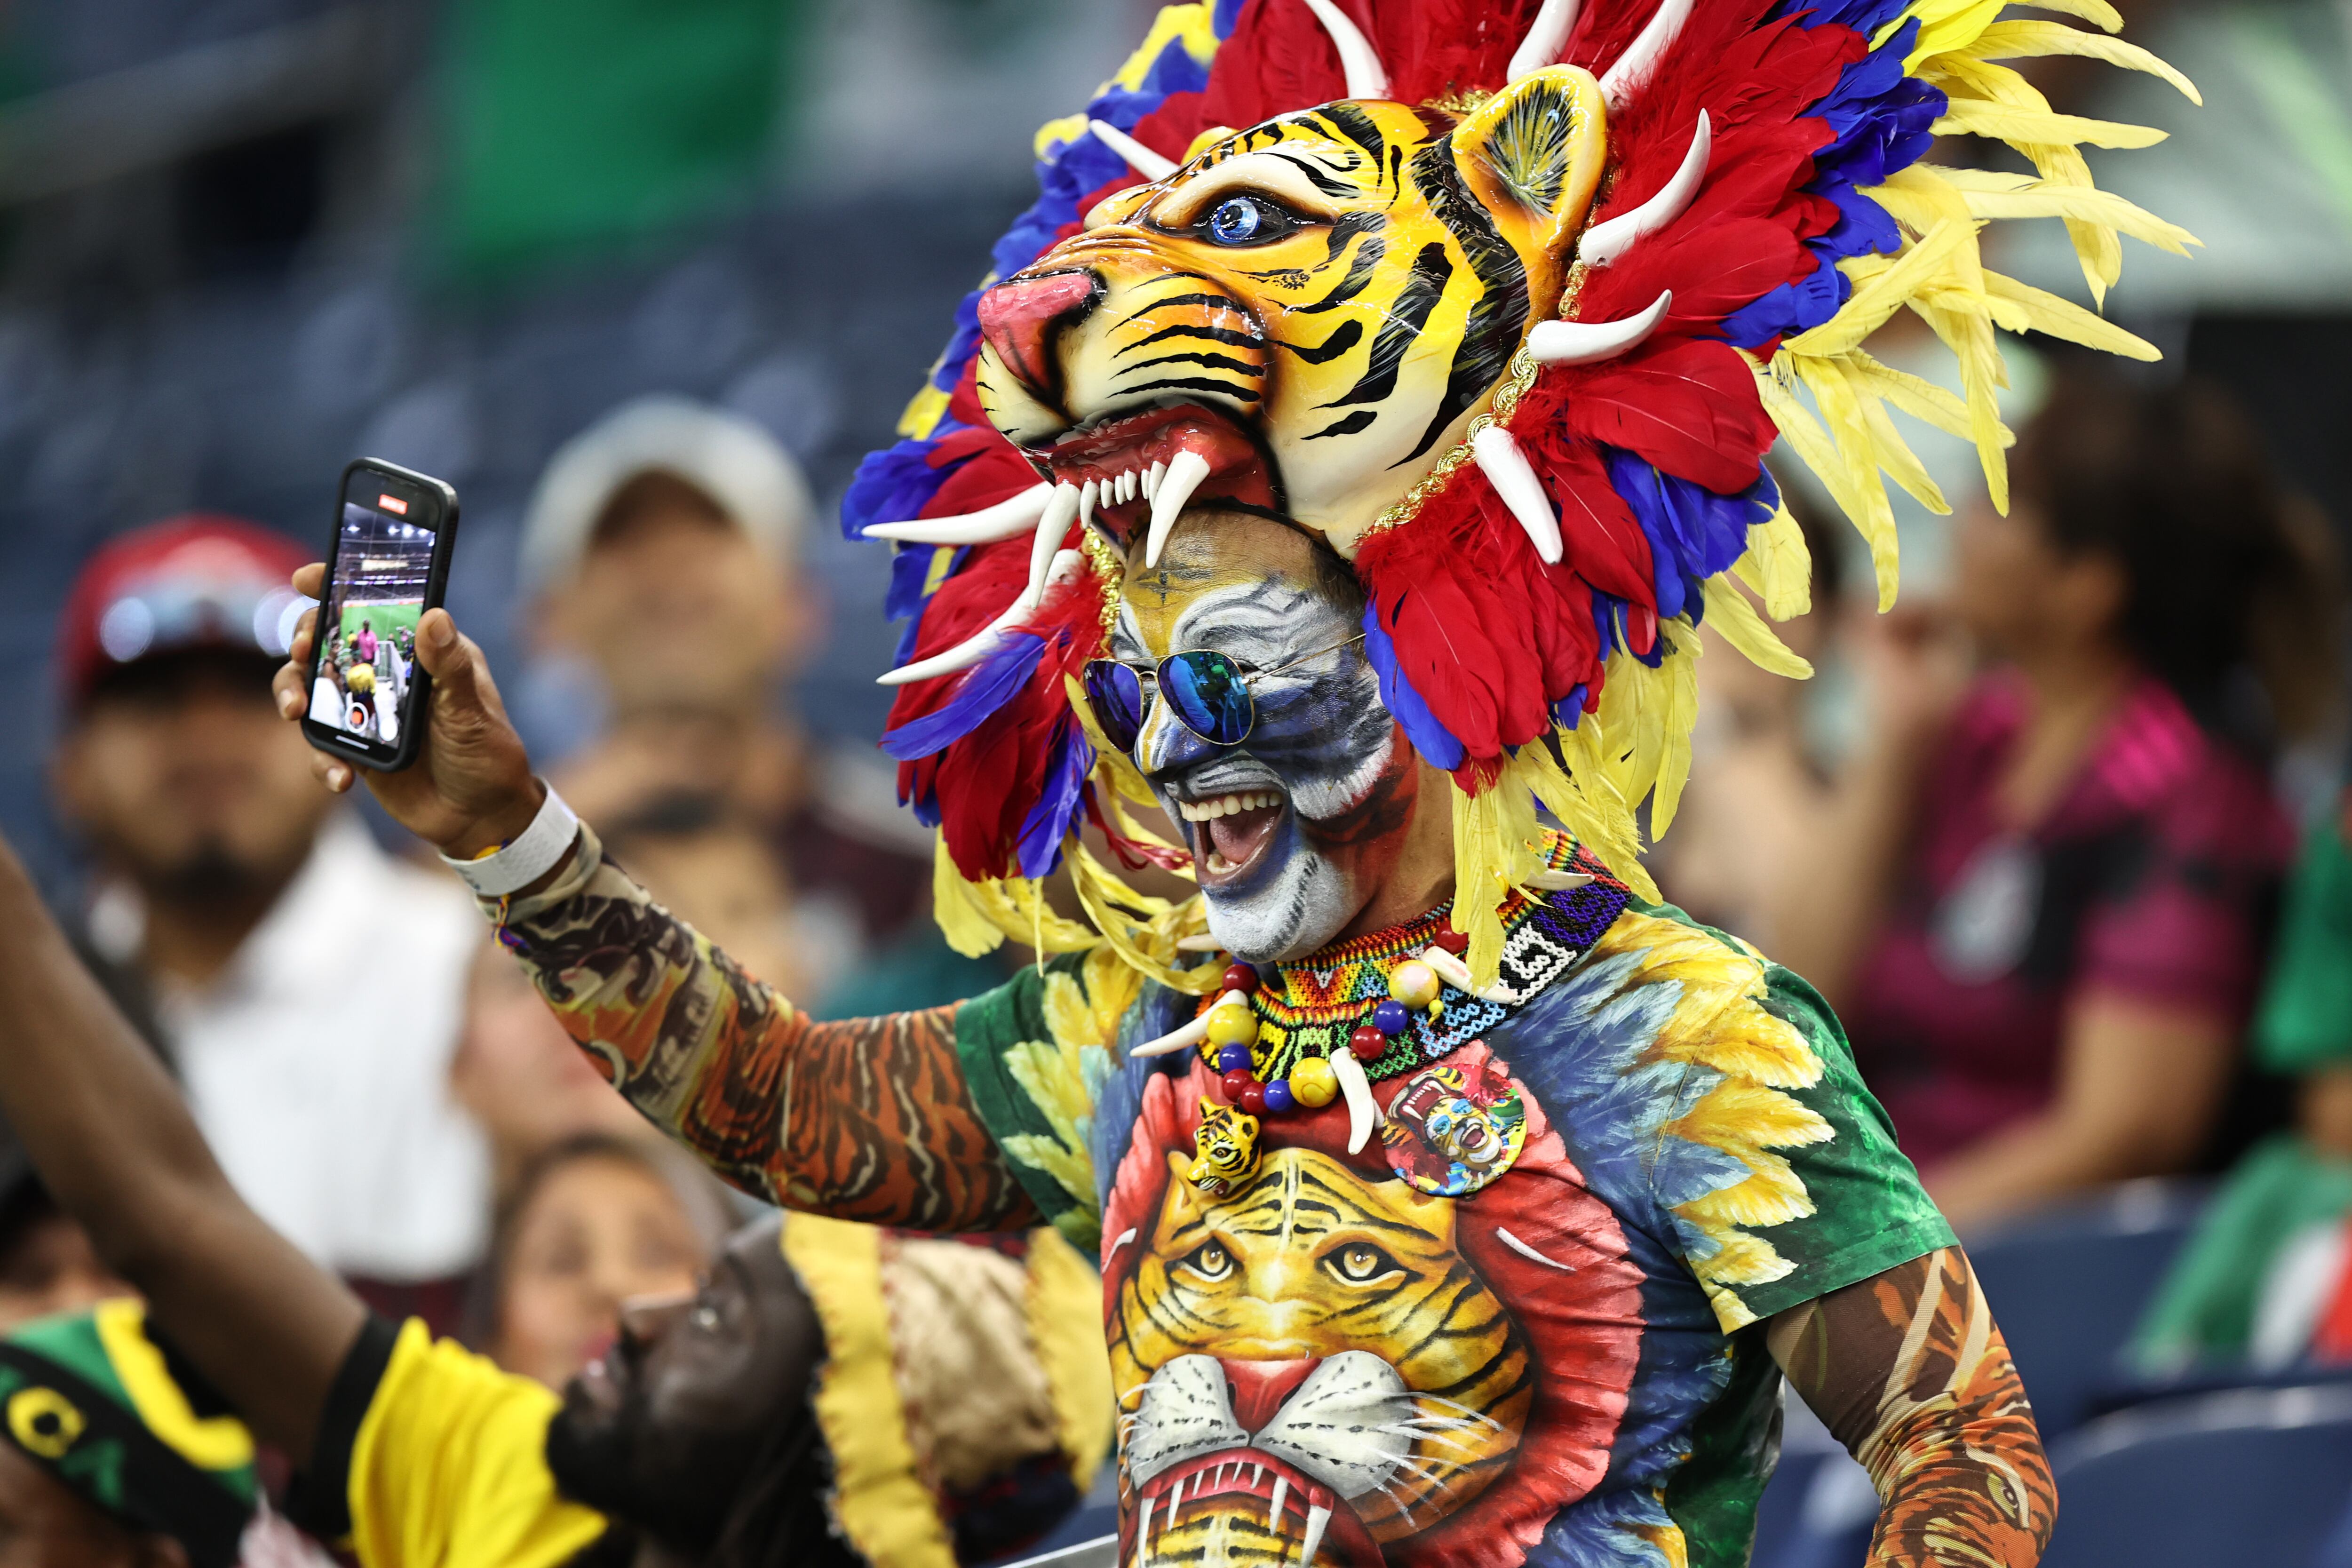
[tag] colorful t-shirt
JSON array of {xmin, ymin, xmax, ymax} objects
[
  {"xmin": 952, "ymin": 844, "xmax": 1952, "ymax": 1568},
  {"xmin": 1843, "ymin": 673, "xmax": 2293, "ymax": 1168}
]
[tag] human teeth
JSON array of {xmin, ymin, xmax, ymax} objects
[
  {"xmin": 1145, "ymin": 459, "xmax": 1166, "ymax": 499},
  {"xmin": 1178, "ymin": 791, "xmax": 1287, "ymax": 821},
  {"xmin": 1145, "ymin": 449, "xmax": 1213, "ymax": 568},
  {"xmin": 1079, "ymin": 478, "xmax": 1098, "ymax": 528}
]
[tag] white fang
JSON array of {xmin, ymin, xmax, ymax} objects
[
  {"xmin": 1528, "ymin": 290, "xmax": 1672, "ymax": 365},
  {"xmin": 1268, "ymin": 1475, "xmax": 1289, "ymax": 1531},
  {"xmin": 1333, "ymin": 1049, "xmax": 1378, "ymax": 1154},
  {"xmin": 1091, "ymin": 118, "xmax": 1178, "ymax": 183},
  {"xmin": 1496, "ymin": 1226, "xmax": 1578, "ymax": 1271},
  {"xmin": 1299, "ymin": 0, "xmax": 1389, "ymax": 99},
  {"xmin": 861, "ymin": 481, "xmax": 1050, "ymax": 545},
  {"xmin": 1528, "ymin": 868, "xmax": 1594, "ymax": 891},
  {"xmin": 1144, "ymin": 448, "xmax": 1213, "ymax": 568},
  {"xmin": 1599, "ymin": 0, "xmax": 1693, "ymax": 108},
  {"xmin": 1300, "ymin": 1503, "xmax": 1333, "ymax": 1568},
  {"xmin": 1131, "ymin": 988, "xmax": 1249, "ymax": 1057},
  {"xmin": 1508, "ymin": 0, "xmax": 1580, "ymax": 81},
  {"xmin": 1471, "ymin": 426, "xmax": 1563, "ymax": 565},
  {"xmin": 874, "ymin": 549, "xmax": 1082, "ymax": 686},
  {"xmin": 1133, "ymin": 1495, "xmax": 1153, "ymax": 1568},
  {"xmin": 1580, "ymin": 112, "xmax": 1709, "ymax": 267},
  {"xmin": 1022, "ymin": 483, "xmax": 1083, "ymax": 610}
]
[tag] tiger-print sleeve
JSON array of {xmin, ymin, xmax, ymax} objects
[
  {"xmin": 1765, "ymin": 1246, "xmax": 2055, "ymax": 1568},
  {"xmin": 490, "ymin": 827, "xmax": 1040, "ymax": 1233}
]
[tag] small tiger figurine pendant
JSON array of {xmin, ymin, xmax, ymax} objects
[{"xmin": 1186, "ymin": 1098, "xmax": 1262, "ymax": 1198}]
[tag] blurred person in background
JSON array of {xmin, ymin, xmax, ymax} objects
[
  {"xmin": 1651, "ymin": 483, "xmax": 1848, "ymax": 949},
  {"xmin": 1772, "ymin": 365, "xmax": 2338, "ymax": 1231},
  {"xmin": 523, "ymin": 397, "xmax": 998, "ymax": 1011},
  {"xmin": 0, "ymin": 827, "xmax": 1112, "ymax": 1568},
  {"xmin": 472, "ymin": 1134, "xmax": 726, "ymax": 1392},
  {"xmin": 49, "ymin": 517, "xmax": 489, "ymax": 1324},
  {"xmin": 2132, "ymin": 781, "xmax": 2352, "ymax": 1373}
]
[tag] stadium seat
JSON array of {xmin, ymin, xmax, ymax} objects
[
  {"xmin": 2041, "ymin": 1383, "xmax": 2352, "ymax": 1568},
  {"xmin": 1963, "ymin": 1178, "xmax": 2205, "ymax": 1435}
]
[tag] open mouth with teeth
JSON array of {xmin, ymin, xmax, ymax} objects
[
  {"xmin": 1131, "ymin": 1450, "xmax": 1378, "ymax": 1568},
  {"xmin": 1036, "ymin": 401, "xmax": 1279, "ymax": 559},
  {"xmin": 1176, "ymin": 786, "xmax": 1289, "ymax": 887}
]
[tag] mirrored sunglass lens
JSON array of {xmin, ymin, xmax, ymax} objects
[
  {"xmin": 1160, "ymin": 651, "xmax": 1254, "ymax": 745},
  {"xmin": 1082, "ymin": 661, "xmax": 1147, "ymax": 751}
]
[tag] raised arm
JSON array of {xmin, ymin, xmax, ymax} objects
[
  {"xmin": 1768, "ymin": 1246, "xmax": 2056, "ymax": 1567},
  {"xmin": 268, "ymin": 570, "xmax": 1036, "ymax": 1234},
  {"xmin": 0, "ymin": 832, "xmax": 366, "ymax": 1459}
]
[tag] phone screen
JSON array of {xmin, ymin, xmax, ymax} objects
[{"xmin": 306, "ymin": 484, "xmax": 439, "ymax": 753}]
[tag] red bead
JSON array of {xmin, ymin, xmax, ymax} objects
[
  {"xmin": 1237, "ymin": 1082, "xmax": 1268, "ymax": 1115},
  {"xmin": 1220, "ymin": 1068, "xmax": 1256, "ymax": 1103},
  {"xmin": 1350, "ymin": 1025, "xmax": 1387, "ymax": 1061},
  {"xmin": 1222, "ymin": 963, "xmax": 1259, "ymax": 995},
  {"xmin": 1432, "ymin": 928, "xmax": 1470, "ymax": 955}
]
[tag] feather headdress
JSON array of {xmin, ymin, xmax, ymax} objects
[{"xmin": 845, "ymin": 0, "xmax": 2192, "ymax": 986}]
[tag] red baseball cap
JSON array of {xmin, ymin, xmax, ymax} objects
[{"xmin": 56, "ymin": 515, "xmax": 312, "ymax": 709}]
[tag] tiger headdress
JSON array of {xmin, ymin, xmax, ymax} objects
[{"xmin": 850, "ymin": 0, "xmax": 2192, "ymax": 985}]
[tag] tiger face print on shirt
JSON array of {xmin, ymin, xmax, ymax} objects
[{"xmin": 975, "ymin": 74, "xmax": 1605, "ymax": 558}]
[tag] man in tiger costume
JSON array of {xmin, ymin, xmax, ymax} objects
[{"xmin": 276, "ymin": 1, "xmax": 2196, "ymax": 1563}]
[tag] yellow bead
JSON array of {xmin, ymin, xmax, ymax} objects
[
  {"xmin": 1204, "ymin": 1003, "xmax": 1259, "ymax": 1049},
  {"xmin": 1388, "ymin": 959, "xmax": 1441, "ymax": 1011},
  {"xmin": 1288, "ymin": 1056, "xmax": 1338, "ymax": 1108}
]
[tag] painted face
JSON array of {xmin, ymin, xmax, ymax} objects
[{"xmin": 1109, "ymin": 512, "xmax": 1421, "ymax": 962}]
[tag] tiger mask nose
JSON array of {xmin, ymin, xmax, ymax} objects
[{"xmin": 977, "ymin": 269, "xmax": 1103, "ymax": 397}]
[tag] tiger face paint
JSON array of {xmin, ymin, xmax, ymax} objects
[
  {"xmin": 1109, "ymin": 512, "xmax": 1422, "ymax": 963},
  {"xmin": 975, "ymin": 74, "xmax": 1606, "ymax": 559}
]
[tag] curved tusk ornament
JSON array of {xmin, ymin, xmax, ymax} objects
[
  {"xmin": 1020, "ymin": 483, "xmax": 1082, "ymax": 610},
  {"xmin": 1599, "ymin": 0, "xmax": 1694, "ymax": 108},
  {"xmin": 875, "ymin": 549, "xmax": 1083, "ymax": 686},
  {"xmin": 1507, "ymin": 0, "xmax": 1581, "ymax": 81},
  {"xmin": 1298, "ymin": 0, "xmax": 1390, "ymax": 99},
  {"xmin": 1143, "ymin": 448, "xmax": 1213, "ymax": 569},
  {"xmin": 1332, "ymin": 1049, "xmax": 1379, "ymax": 1154},
  {"xmin": 1471, "ymin": 426, "xmax": 1564, "ymax": 565},
  {"xmin": 1580, "ymin": 112, "xmax": 1709, "ymax": 268},
  {"xmin": 860, "ymin": 482, "xmax": 1052, "ymax": 546},
  {"xmin": 1130, "ymin": 988, "xmax": 1249, "ymax": 1057},
  {"xmin": 1528, "ymin": 290, "xmax": 1673, "ymax": 365},
  {"xmin": 1089, "ymin": 119, "xmax": 1178, "ymax": 183}
]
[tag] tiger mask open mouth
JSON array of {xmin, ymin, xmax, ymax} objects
[{"xmin": 973, "ymin": 74, "xmax": 1608, "ymax": 565}]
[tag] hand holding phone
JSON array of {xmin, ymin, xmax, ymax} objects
[
  {"xmin": 301, "ymin": 459, "xmax": 458, "ymax": 772},
  {"xmin": 277, "ymin": 462, "xmax": 543, "ymax": 860}
]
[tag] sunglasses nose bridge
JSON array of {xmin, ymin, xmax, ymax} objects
[{"xmin": 1132, "ymin": 685, "xmax": 1199, "ymax": 774}]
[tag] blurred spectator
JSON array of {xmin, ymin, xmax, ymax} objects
[
  {"xmin": 601, "ymin": 794, "xmax": 809, "ymax": 1000},
  {"xmin": 1772, "ymin": 366, "xmax": 2338, "ymax": 1231},
  {"xmin": 0, "ymin": 1166, "xmax": 132, "ymax": 1334},
  {"xmin": 523, "ymin": 396, "xmax": 997, "ymax": 1011},
  {"xmin": 451, "ymin": 937, "xmax": 649, "ymax": 1195},
  {"xmin": 1652, "ymin": 482, "xmax": 1847, "ymax": 948},
  {"xmin": 2134, "ymin": 791, "xmax": 2352, "ymax": 1372},
  {"xmin": 472, "ymin": 1134, "xmax": 727, "ymax": 1391},
  {"xmin": 50, "ymin": 517, "xmax": 489, "ymax": 1311}
]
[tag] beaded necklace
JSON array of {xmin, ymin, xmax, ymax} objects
[{"xmin": 1190, "ymin": 833, "xmax": 1632, "ymax": 1120}]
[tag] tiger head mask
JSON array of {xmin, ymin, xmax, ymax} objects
[{"xmin": 974, "ymin": 71, "xmax": 1606, "ymax": 562}]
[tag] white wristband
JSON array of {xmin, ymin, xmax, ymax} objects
[{"xmin": 441, "ymin": 784, "xmax": 580, "ymax": 898}]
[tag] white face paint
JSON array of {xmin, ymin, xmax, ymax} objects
[{"xmin": 1110, "ymin": 518, "xmax": 1421, "ymax": 963}]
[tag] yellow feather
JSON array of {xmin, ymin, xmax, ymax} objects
[
  {"xmin": 1932, "ymin": 97, "xmax": 2167, "ymax": 149},
  {"xmin": 1732, "ymin": 503, "xmax": 1814, "ymax": 621},
  {"xmin": 1981, "ymin": 271, "xmax": 2163, "ymax": 359},
  {"xmin": 1649, "ymin": 630, "xmax": 1701, "ymax": 839},
  {"xmin": 1961, "ymin": 20, "xmax": 2199, "ymax": 102},
  {"xmin": 1785, "ymin": 219, "xmax": 1977, "ymax": 358},
  {"xmin": 1703, "ymin": 578, "xmax": 1814, "ymax": 679},
  {"xmin": 2003, "ymin": 0, "xmax": 2124, "ymax": 34}
]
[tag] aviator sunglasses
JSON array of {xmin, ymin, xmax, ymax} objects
[{"xmin": 1082, "ymin": 633, "xmax": 1366, "ymax": 753}]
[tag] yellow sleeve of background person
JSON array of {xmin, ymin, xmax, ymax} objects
[{"xmin": 342, "ymin": 1320, "xmax": 609, "ymax": 1568}]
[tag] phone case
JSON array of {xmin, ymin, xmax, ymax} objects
[{"xmin": 301, "ymin": 457, "xmax": 461, "ymax": 773}]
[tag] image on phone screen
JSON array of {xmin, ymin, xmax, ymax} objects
[{"xmin": 308, "ymin": 498, "xmax": 435, "ymax": 748}]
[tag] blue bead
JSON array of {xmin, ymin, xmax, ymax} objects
[
  {"xmin": 1216, "ymin": 1043, "xmax": 1253, "ymax": 1072},
  {"xmin": 1373, "ymin": 999, "xmax": 1411, "ymax": 1036},
  {"xmin": 1261, "ymin": 1079, "xmax": 1296, "ymax": 1114}
]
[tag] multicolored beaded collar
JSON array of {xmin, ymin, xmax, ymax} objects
[{"xmin": 1180, "ymin": 832, "xmax": 1631, "ymax": 1122}]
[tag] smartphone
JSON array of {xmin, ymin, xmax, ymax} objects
[{"xmin": 300, "ymin": 457, "xmax": 460, "ymax": 772}]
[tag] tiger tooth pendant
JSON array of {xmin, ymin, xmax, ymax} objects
[{"xmin": 1332, "ymin": 1051, "xmax": 1378, "ymax": 1154}]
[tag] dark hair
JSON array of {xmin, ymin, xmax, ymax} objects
[{"xmin": 2012, "ymin": 363, "xmax": 2342, "ymax": 743}]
